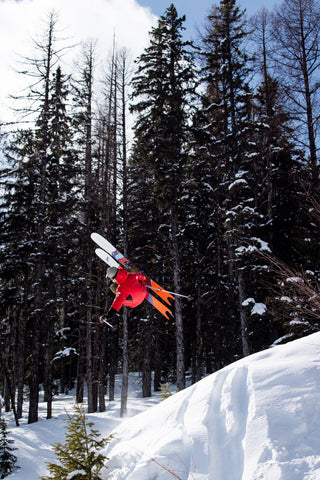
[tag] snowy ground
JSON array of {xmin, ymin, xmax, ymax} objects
[{"xmin": 5, "ymin": 332, "xmax": 320, "ymax": 480}]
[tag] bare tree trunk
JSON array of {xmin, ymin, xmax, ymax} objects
[
  {"xmin": 120, "ymin": 309, "xmax": 129, "ymax": 417},
  {"xmin": 86, "ymin": 260, "xmax": 94, "ymax": 413},
  {"xmin": 76, "ymin": 41, "xmax": 95, "ymax": 413},
  {"xmin": 153, "ymin": 336, "xmax": 162, "ymax": 392},
  {"xmin": 97, "ymin": 325, "xmax": 107, "ymax": 412},
  {"xmin": 142, "ymin": 315, "xmax": 152, "ymax": 397},
  {"xmin": 17, "ymin": 287, "xmax": 27, "ymax": 419},
  {"xmin": 44, "ymin": 326, "xmax": 53, "ymax": 419},
  {"xmin": 171, "ymin": 208, "xmax": 185, "ymax": 390},
  {"xmin": 272, "ymin": 0, "xmax": 320, "ymax": 188},
  {"xmin": 237, "ymin": 270, "xmax": 250, "ymax": 357},
  {"xmin": 3, "ymin": 365, "xmax": 19, "ymax": 426},
  {"xmin": 119, "ymin": 47, "xmax": 131, "ymax": 417},
  {"xmin": 298, "ymin": 4, "xmax": 318, "ymax": 186},
  {"xmin": 109, "ymin": 333, "xmax": 116, "ymax": 402},
  {"xmin": 76, "ymin": 317, "xmax": 86, "ymax": 403},
  {"xmin": 193, "ymin": 257, "xmax": 202, "ymax": 383},
  {"xmin": 29, "ymin": 14, "xmax": 56, "ymax": 424},
  {"xmin": 96, "ymin": 276, "xmax": 107, "ymax": 412}
]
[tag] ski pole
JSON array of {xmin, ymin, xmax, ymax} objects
[
  {"xmin": 97, "ymin": 317, "xmax": 115, "ymax": 328},
  {"xmin": 102, "ymin": 318, "xmax": 114, "ymax": 328},
  {"xmin": 146, "ymin": 285, "xmax": 191, "ymax": 300}
]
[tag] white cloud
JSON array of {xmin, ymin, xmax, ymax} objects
[{"xmin": 0, "ymin": 0, "xmax": 157, "ymax": 123}]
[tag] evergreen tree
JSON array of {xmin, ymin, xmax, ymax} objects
[
  {"xmin": 200, "ymin": 0, "xmax": 258, "ymax": 358},
  {"xmin": 72, "ymin": 41, "xmax": 97, "ymax": 411},
  {"xmin": 0, "ymin": 36, "xmax": 80, "ymax": 422},
  {"xmin": 129, "ymin": 4, "xmax": 198, "ymax": 390},
  {"xmin": 27, "ymin": 13, "xmax": 60, "ymax": 424},
  {"xmin": 249, "ymin": 8, "xmax": 320, "ymax": 344},
  {"xmin": 0, "ymin": 418, "xmax": 19, "ymax": 478},
  {"xmin": 126, "ymin": 153, "xmax": 171, "ymax": 392},
  {"xmin": 41, "ymin": 402, "xmax": 112, "ymax": 480},
  {"xmin": 0, "ymin": 128, "xmax": 43, "ymax": 420},
  {"xmin": 0, "ymin": 128, "xmax": 38, "ymax": 414},
  {"xmin": 42, "ymin": 64, "xmax": 81, "ymax": 418},
  {"xmin": 182, "ymin": 104, "xmax": 224, "ymax": 377}
]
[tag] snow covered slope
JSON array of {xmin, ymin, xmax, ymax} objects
[
  {"xmin": 7, "ymin": 332, "xmax": 320, "ymax": 480},
  {"xmin": 101, "ymin": 333, "xmax": 320, "ymax": 480}
]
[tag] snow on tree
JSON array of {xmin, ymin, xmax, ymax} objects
[{"xmin": 130, "ymin": 3, "xmax": 198, "ymax": 390}]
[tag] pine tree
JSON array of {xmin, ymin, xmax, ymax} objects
[
  {"xmin": 41, "ymin": 402, "xmax": 112, "ymax": 480},
  {"xmin": 43, "ymin": 64, "xmax": 80, "ymax": 418},
  {"xmin": 93, "ymin": 44, "xmax": 132, "ymax": 410},
  {"xmin": 72, "ymin": 41, "xmax": 97, "ymax": 411},
  {"xmin": 130, "ymin": 4, "xmax": 198, "ymax": 390},
  {"xmin": 27, "ymin": 13, "xmax": 60, "ymax": 424},
  {"xmin": 0, "ymin": 17, "xmax": 80, "ymax": 421},
  {"xmin": 0, "ymin": 418, "xmax": 19, "ymax": 478},
  {"xmin": 200, "ymin": 0, "xmax": 257, "ymax": 358},
  {"xmin": 248, "ymin": 9, "xmax": 319, "ymax": 345},
  {"xmin": 0, "ymin": 128, "xmax": 38, "ymax": 417},
  {"xmin": 182, "ymin": 116, "xmax": 219, "ymax": 378}
]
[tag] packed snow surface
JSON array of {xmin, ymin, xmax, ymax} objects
[{"xmin": 6, "ymin": 332, "xmax": 320, "ymax": 480}]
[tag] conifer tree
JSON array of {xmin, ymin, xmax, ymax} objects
[
  {"xmin": 0, "ymin": 418, "xmax": 19, "ymax": 478},
  {"xmin": 130, "ymin": 4, "xmax": 198, "ymax": 389},
  {"xmin": 27, "ymin": 13, "xmax": 60, "ymax": 423},
  {"xmin": 0, "ymin": 128, "xmax": 37, "ymax": 416},
  {"xmin": 43, "ymin": 64, "xmax": 80, "ymax": 418},
  {"xmin": 248, "ymin": 8, "xmax": 319, "ymax": 344},
  {"xmin": 41, "ymin": 402, "xmax": 112, "ymax": 480},
  {"xmin": 0, "ymin": 16, "xmax": 80, "ymax": 422},
  {"xmin": 200, "ymin": 0, "xmax": 258, "ymax": 358},
  {"xmin": 182, "ymin": 116, "xmax": 219, "ymax": 378},
  {"xmin": 72, "ymin": 41, "xmax": 97, "ymax": 410}
]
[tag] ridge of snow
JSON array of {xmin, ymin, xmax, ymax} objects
[
  {"xmin": 102, "ymin": 333, "xmax": 320, "ymax": 480},
  {"xmin": 6, "ymin": 333, "xmax": 320, "ymax": 480}
]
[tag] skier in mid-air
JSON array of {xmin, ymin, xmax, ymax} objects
[{"xmin": 99, "ymin": 266, "xmax": 148, "ymax": 323}]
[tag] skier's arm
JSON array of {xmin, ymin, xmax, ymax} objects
[
  {"xmin": 98, "ymin": 297, "xmax": 122, "ymax": 324},
  {"xmin": 110, "ymin": 289, "xmax": 127, "ymax": 311}
]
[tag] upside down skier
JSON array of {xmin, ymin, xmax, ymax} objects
[{"xmin": 99, "ymin": 266, "xmax": 148, "ymax": 324}]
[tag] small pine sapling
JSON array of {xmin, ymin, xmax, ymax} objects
[
  {"xmin": 0, "ymin": 418, "xmax": 19, "ymax": 479},
  {"xmin": 41, "ymin": 402, "xmax": 113, "ymax": 480}
]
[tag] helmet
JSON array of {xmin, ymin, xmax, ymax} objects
[{"xmin": 106, "ymin": 267, "xmax": 118, "ymax": 280}]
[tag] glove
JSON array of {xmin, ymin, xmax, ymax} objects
[
  {"xmin": 107, "ymin": 308, "xmax": 118, "ymax": 320},
  {"xmin": 99, "ymin": 308, "xmax": 118, "ymax": 324}
]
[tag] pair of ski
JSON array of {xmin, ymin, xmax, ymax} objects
[{"xmin": 91, "ymin": 233, "xmax": 175, "ymax": 319}]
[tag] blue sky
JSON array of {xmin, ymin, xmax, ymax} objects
[{"xmin": 137, "ymin": 0, "xmax": 278, "ymax": 39}]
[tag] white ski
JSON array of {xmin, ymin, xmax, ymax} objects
[{"xmin": 91, "ymin": 233, "xmax": 174, "ymax": 319}]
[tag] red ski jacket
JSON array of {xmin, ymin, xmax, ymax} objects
[{"xmin": 111, "ymin": 268, "xmax": 148, "ymax": 312}]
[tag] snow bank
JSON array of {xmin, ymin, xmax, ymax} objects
[
  {"xmin": 6, "ymin": 376, "xmax": 159, "ymax": 480},
  {"xmin": 6, "ymin": 333, "xmax": 320, "ymax": 480},
  {"xmin": 101, "ymin": 333, "xmax": 320, "ymax": 480}
]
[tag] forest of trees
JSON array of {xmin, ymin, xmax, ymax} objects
[{"xmin": 0, "ymin": 0, "xmax": 320, "ymax": 423}]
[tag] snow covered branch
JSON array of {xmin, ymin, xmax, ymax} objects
[{"xmin": 259, "ymin": 250, "xmax": 320, "ymax": 330}]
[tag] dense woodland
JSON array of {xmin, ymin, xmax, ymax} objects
[{"xmin": 0, "ymin": 0, "xmax": 320, "ymax": 423}]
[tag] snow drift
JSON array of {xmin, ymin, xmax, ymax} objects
[
  {"xmin": 102, "ymin": 333, "xmax": 320, "ymax": 480},
  {"xmin": 7, "ymin": 332, "xmax": 320, "ymax": 480}
]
